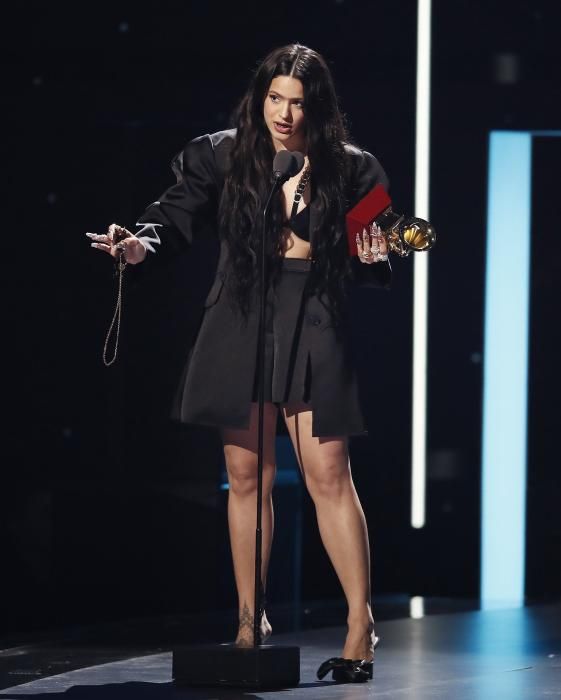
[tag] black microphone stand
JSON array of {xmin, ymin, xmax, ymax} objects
[
  {"xmin": 173, "ymin": 158, "xmax": 301, "ymax": 690},
  {"xmin": 252, "ymin": 153, "xmax": 303, "ymax": 650},
  {"xmin": 253, "ymin": 172, "xmax": 282, "ymax": 646}
]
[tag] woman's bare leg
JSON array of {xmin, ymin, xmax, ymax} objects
[
  {"xmin": 283, "ymin": 402, "xmax": 375, "ymax": 660},
  {"xmin": 221, "ymin": 402, "xmax": 278, "ymax": 646}
]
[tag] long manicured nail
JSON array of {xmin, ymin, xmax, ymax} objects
[{"xmin": 90, "ymin": 243, "xmax": 98, "ymax": 248}]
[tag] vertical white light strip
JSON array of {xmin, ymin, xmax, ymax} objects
[
  {"xmin": 411, "ymin": 0, "xmax": 432, "ymax": 528},
  {"xmin": 481, "ymin": 131, "xmax": 531, "ymax": 609},
  {"xmin": 410, "ymin": 596, "xmax": 425, "ymax": 619}
]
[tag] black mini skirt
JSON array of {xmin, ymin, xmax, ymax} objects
[
  {"xmin": 251, "ymin": 257, "xmax": 313, "ymax": 405},
  {"xmin": 174, "ymin": 255, "xmax": 367, "ymax": 436}
]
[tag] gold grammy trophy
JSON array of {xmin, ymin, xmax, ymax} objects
[
  {"xmin": 346, "ymin": 184, "xmax": 436, "ymax": 257},
  {"xmin": 375, "ymin": 209, "xmax": 437, "ymax": 257}
]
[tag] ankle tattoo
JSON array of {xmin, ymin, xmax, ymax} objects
[{"xmin": 238, "ymin": 602, "xmax": 254, "ymax": 635}]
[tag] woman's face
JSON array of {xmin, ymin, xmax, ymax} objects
[{"xmin": 263, "ymin": 75, "xmax": 306, "ymax": 151}]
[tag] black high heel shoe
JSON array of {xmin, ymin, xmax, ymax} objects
[{"xmin": 316, "ymin": 635, "xmax": 380, "ymax": 683}]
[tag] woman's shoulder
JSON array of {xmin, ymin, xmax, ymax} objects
[
  {"xmin": 342, "ymin": 141, "xmax": 390, "ymax": 195},
  {"xmin": 190, "ymin": 129, "xmax": 237, "ymax": 158},
  {"xmin": 342, "ymin": 141, "xmax": 364, "ymax": 157},
  {"xmin": 342, "ymin": 141, "xmax": 380, "ymax": 167},
  {"xmin": 208, "ymin": 128, "xmax": 237, "ymax": 149},
  {"xmin": 171, "ymin": 129, "xmax": 236, "ymax": 181},
  {"xmin": 208, "ymin": 129, "xmax": 236, "ymax": 176}
]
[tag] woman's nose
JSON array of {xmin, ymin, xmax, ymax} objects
[{"xmin": 279, "ymin": 101, "xmax": 291, "ymax": 120}]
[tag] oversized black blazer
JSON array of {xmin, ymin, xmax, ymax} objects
[{"xmin": 137, "ymin": 129, "xmax": 391, "ymax": 435}]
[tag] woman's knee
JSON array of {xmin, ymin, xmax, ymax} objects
[
  {"xmin": 224, "ymin": 447, "xmax": 275, "ymax": 497},
  {"xmin": 305, "ymin": 450, "xmax": 352, "ymax": 501}
]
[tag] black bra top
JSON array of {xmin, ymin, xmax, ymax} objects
[{"xmin": 282, "ymin": 204, "xmax": 311, "ymax": 242}]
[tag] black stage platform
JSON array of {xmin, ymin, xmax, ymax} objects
[{"xmin": 1, "ymin": 603, "xmax": 560, "ymax": 698}]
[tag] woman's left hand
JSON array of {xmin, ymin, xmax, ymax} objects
[
  {"xmin": 86, "ymin": 224, "xmax": 147, "ymax": 265},
  {"xmin": 356, "ymin": 223, "xmax": 389, "ymax": 264}
]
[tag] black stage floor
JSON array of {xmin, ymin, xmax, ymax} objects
[{"xmin": 1, "ymin": 603, "xmax": 560, "ymax": 698}]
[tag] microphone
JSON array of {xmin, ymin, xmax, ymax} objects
[
  {"xmin": 272, "ymin": 150, "xmax": 305, "ymax": 182},
  {"xmin": 263, "ymin": 150, "xmax": 305, "ymax": 221}
]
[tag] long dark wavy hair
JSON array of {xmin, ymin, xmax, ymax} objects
[{"xmin": 219, "ymin": 44, "xmax": 351, "ymax": 322}]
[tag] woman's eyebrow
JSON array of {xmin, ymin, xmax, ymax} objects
[{"xmin": 268, "ymin": 90, "xmax": 304, "ymax": 100}]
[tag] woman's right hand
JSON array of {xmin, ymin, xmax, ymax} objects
[{"xmin": 86, "ymin": 223, "xmax": 147, "ymax": 265}]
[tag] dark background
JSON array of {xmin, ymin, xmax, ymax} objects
[{"xmin": 3, "ymin": 0, "xmax": 561, "ymax": 638}]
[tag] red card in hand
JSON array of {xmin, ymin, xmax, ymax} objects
[{"xmin": 346, "ymin": 184, "xmax": 392, "ymax": 256}]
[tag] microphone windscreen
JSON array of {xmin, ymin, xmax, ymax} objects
[
  {"xmin": 273, "ymin": 150, "xmax": 305, "ymax": 179},
  {"xmin": 291, "ymin": 151, "xmax": 305, "ymax": 175}
]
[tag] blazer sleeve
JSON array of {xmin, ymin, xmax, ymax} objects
[
  {"xmin": 136, "ymin": 134, "xmax": 220, "ymax": 253},
  {"xmin": 347, "ymin": 148, "xmax": 392, "ymax": 290}
]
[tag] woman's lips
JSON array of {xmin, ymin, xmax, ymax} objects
[{"xmin": 274, "ymin": 122, "xmax": 292, "ymax": 134}]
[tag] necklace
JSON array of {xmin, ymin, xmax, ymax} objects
[{"xmin": 290, "ymin": 164, "xmax": 311, "ymax": 219}]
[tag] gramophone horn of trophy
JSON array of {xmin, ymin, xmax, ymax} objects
[{"xmin": 346, "ymin": 184, "xmax": 436, "ymax": 257}]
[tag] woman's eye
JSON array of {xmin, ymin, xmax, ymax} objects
[
  {"xmin": 294, "ymin": 101, "xmax": 304, "ymax": 109},
  {"xmin": 270, "ymin": 94, "xmax": 279, "ymax": 102}
]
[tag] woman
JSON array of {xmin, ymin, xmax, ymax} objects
[{"xmin": 88, "ymin": 44, "xmax": 390, "ymax": 683}]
